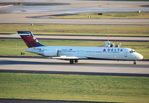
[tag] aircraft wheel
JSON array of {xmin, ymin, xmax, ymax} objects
[
  {"xmin": 70, "ymin": 59, "xmax": 79, "ymax": 64},
  {"xmin": 133, "ymin": 61, "xmax": 136, "ymax": 65},
  {"xmin": 70, "ymin": 59, "xmax": 74, "ymax": 64},
  {"xmin": 75, "ymin": 59, "xmax": 78, "ymax": 63}
]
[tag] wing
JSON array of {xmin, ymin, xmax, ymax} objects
[{"xmin": 52, "ymin": 55, "xmax": 79, "ymax": 60}]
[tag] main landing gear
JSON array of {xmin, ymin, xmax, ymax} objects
[
  {"xmin": 133, "ymin": 61, "xmax": 136, "ymax": 65},
  {"xmin": 70, "ymin": 59, "xmax": 78, "ymax": 64}
]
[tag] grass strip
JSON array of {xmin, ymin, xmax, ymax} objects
[
  {"xmin": 0, "ymin": 24, "xmax": 149, "ymax": 37},
  {"xmin": 0, "ymin": 73, "xmax": 149, "ymax": 103}
]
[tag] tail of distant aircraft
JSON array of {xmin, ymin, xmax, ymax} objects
[{"xmin": 17, "ymin": 31, "xmax": 44, "ymax": 48}]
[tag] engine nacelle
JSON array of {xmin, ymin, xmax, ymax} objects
[
  {"xmin": 104, "ymin": 41, "xmax": 115, "ymax": 47},
  {"xmin": 43, "ymin": 49, "xmax": 58, "ymax": 57}
]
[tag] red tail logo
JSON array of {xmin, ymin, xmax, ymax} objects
[{"xmin": 18, "ymin": 31, "xmax": 43, "ymax": 48}]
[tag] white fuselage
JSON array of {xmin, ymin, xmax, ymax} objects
[{"xmin": 26, "ymin": 46, "xmax": 143, "ymax": 61}]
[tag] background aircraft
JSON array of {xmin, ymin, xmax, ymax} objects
[{"xmin": 18, "ymin": 31, "xmax": 143, "ymax": 64}]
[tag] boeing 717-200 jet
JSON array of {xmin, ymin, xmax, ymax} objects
[{"xmin": 18, "ymin": 31, "xmax": 143, "ymax": 64}]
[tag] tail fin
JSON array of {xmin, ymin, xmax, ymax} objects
[{"xmin": 17, "ymin": 31, "xmax": 44, "ymax": 48}]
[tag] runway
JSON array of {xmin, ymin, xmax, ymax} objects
[
  {"xmin": 0, "ymin": 57, "xmax": 149, "ymax": 76},
  {"xmin": 1, "ymin": 34, "xmax": 149, "ymax": 42}
]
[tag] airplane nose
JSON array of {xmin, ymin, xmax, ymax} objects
[{"xmin": 135, "ymin": 53, "xmax": 143, "ymax": 60}]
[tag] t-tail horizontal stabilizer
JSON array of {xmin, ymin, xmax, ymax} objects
[{"xmin": 18, "ymin": 31, "xmax": 44, "ymax": 48}]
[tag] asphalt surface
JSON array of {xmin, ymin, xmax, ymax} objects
[
  {"xmin": 1, "ymin": 34, "xmax": 149, "ymax": 42},
  {"xmin": 0, "ymin": 0, "xmax": 149, "ymax": 14},
  {"xmin": 0, "ymin": 0, "xmax": 149, "ymax": 24},
  {"xmin": 0, "ymin": 57, "xmax": 149, "ymax": 76},
  {"xmin": 0, "ymin": 99, "xmax": 117, "ymax": 103}
]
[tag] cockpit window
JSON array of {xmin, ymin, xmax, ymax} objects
[{"xmin": 130, "ymin": 49, "xmax": 135, "ymax": 53}]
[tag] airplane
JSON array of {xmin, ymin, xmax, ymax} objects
[{"xmin": 18, "ymin": 31, "xmax": 143, "ymax": 64}]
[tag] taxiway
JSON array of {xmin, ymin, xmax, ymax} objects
[
  {"xmin": 0, "ymin": 57, "xmax": 149, "ymax": 76},
  {"xmin": 0, "ymin": 34, "xmax": 149, "ymax": 42}
]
